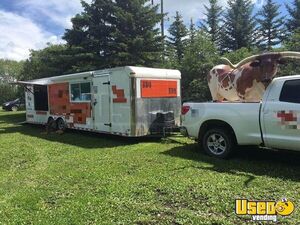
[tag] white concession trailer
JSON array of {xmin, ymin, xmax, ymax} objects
[{"xmin": 19, "ymin": 66, "xmax": 181, "ymax": 137}]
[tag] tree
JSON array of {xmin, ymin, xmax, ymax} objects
[
  {"xmin": 181, "ymin": 32, "xmax": 219, "ymax": 101},
  {"xmin": 285, "ymin": 29, "xmax": 300, "ymax": 52},
  {"xmin": 189, "ymin": 18, "xmax": 197, "ymax": 45},
  {"xmin": 256, "ymin": 0, "xmax": 285, "ymax": 50},
  {"xmin": 111, "ymin": 0, "xmax": 163, "ymax": 66},
  {"xmin": 64, "ymin": 0, "xmax": 116, "ymax": 69},
  {"xmin": 201, "ymin": 0, "xmax": 223, "ymax": 47},
  {"xmin": 279, "ymin": 29, "xmax": 300, "ymax": 77},
  {"xmin": 19, "ymin": 44, "xmax": 90, "ymax": 81},
  {"xmin": 167, "ymin": 11, "xmax": 188, "ymax": 65},
  {"xmin": 222, "ymin": 47, "xmax": 258, "ymax": 64},
  {"xmin": 221, "ymin": 0, "xmax": 256, "ymax": 52},
  {"xmin": 0, "ymin": 60, "xmax": 23, "ymax": 83},
  {"xmin": 0, "ymin": 60, "xmax": 24, "ymax": 104},
  {"xmin": 286, "ymin": 0, "xmax": 300, "ymax": 33},
  {"xmin": 64, "ymin": 0, "xmax": 163, "ymax": 69}
]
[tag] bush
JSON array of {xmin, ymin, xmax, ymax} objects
[{"xmin": 0, "ymin": 84, "xmax": 21, "ymax": 105}]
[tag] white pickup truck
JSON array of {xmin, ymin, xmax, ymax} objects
[{"xmin": 181, "ymin": 75, "xmax": 300, "ymax": 158}]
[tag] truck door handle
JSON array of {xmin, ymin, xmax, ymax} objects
[
  {"xmin": 93, "ymin": 100, "xmax": 97, "ymax": 106},
  {"xmin": 104, "ymin": 123, "xmax": 112, "ymax": 127}
]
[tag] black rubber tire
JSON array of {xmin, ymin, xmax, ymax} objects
[
  {"xmin": 47, "ymin": 117, "xmax": 57, "ymax": 131},
  {"xmin": 201, "ymin": 128, "xmax": 234, "ymax": 159},
  {"xmin": 56, "ymin": 118, "xmax": 66, "ymax": 131}
]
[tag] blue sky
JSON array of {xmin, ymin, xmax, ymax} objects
[{"xmin": 0, "ymin": 0, "xmax": 293, "ymax": 61}]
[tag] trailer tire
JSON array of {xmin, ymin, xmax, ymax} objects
[
  {"xmin": 47, "ymin": 117, "xmax": 57, "ymax": 131},
  {"xmin": 56, "ymin": 118, "xmax": 66, "ymax": 131},
  {"xmin": 202, "ymin": 128, "xmax": 234, "ymax": 159}
]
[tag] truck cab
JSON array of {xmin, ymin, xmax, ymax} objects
[{"xmin": 261, "ymin": 76, "xmax": 300, "ymax": 151}]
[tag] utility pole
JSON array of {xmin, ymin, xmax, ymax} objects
[
  {"xmin": 161, "ymin": 0, "xmax": 164, "ymax": 39},
  {"xmin": 151, "ymin": 0, "xmax": 164, "ymax": 38},
  {"xmin": 151, "ymin": 0, "xmax": 165, "ymax": 61}
]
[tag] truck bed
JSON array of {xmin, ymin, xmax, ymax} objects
[{"xmin": 182, "ymin": 102, "xmax": 262, "ymax": 145}]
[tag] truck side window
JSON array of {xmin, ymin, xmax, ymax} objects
[
  {"xmin": 279, "ymin": 79, "xmax": 300, "ymax": 104},
  {"xmin": 71, "ymin": 82, "xmax": 91, "ymax": 102}
]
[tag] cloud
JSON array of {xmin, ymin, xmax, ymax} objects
[
  {"xmin": 162, "ymin": 0, "xmax": 262, "ymax": 26},
  {"xmin": 17, "ymin": 0, "xmax": 92, "ymax": 29},
  {"xmin": 163, "ymin": 0, "xmax": 227, "ymax": 23},
  {"xmin": 0, "ymin": 10, "xmax": 64, "ymax": 61}
]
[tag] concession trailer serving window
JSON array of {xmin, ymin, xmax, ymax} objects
[
  {"xmin": 33, "ymin": 85, "xmax": 48, "ymax": 111},
  {"xmin": 70, "ymin": 82, "xmax": 92, "ymax": 102}
]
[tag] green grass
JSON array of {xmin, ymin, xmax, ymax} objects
[{"xmin": 0, "ymin": 110, "xmax": 300, "ymax": 225}]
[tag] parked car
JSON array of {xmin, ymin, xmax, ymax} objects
[
  {"xmin": 181, "ymin": 75, "xmax": 300, "ymax": 158},
  {"xmin": 2, "ymin": 98, "xmax": 24, "ymax": 111}
]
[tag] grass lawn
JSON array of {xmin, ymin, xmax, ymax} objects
[{"xmin": 0, "ymin": 110, "xmax": 300, "ymax": 225}]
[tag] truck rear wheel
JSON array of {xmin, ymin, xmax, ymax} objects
[{"xmin": 202, "ymin": 128, "xmax": 234, "ymax": 159}]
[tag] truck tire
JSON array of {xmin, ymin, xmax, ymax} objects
[{"xmin": 202, "ymin": 128, "xmax": 234, "ymax": 159}]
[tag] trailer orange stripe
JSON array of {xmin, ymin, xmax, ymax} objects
[{"xmin": 141, "ymin": 80, "xmax": 177, "ymax": 98}]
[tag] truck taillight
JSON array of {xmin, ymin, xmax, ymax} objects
[{"xmin": 181, "ymin": 106, "xmax": 190, "ymax": 115}]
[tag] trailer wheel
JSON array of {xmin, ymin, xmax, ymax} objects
[
  {"xmin": 56, "ymin": 118, "xmax": 66, "ymax": 131},
  {"xmin": 202, "ymin": 128, "xmax": 234, "ymax": 159},
  {"xmin": 47, "ymin": 117, "xmax": 57, "ymax": 132}
]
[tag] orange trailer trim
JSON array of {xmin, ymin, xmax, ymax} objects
[
  {"xmin": 141, "ymin": 80, "xmax": 177, "ymax": 98},
  {"xmin": 48, "ymin": 83, "xmax": 91, "ymax": 124}
]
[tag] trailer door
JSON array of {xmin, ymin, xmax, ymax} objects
[{"xmin": 93, "ymin": 75, "xmax": 112, "ymax": 133}]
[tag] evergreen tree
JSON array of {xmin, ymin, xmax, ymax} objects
[
  {"xmin": 111, "ymin": 0, "xmax": 163, "ymax": 66},
  {"xmin": 221, "ymin": 0, "xmax": 256, "ymax": 52},
  {"xmin": 278, "ymin": 30, "xmax": 300, "ymax": 77},
  {"xmin": 201, "ymin": 0, "xmax": 223, "ymax": 46},
  {"xmin": 167, "ymin": 11, "xmax": 188, "ymax": 64},
  {"xmin": 286, "ymin": 29, "xmax": 300, "ymax": 51},
  {"xmin": 189, "ymin": 18, "xmax": 197, "ymax": 45},
  {"xmin": 64, "ymin": 0, "xmax": 163, "ymax": 69},
  {"xmin": 286, "ymin": 0, "xmax": 300, "ymax": 33},
  {"xmin": 256, "ymin": 0, "xmax": 285, "ymax": 50},
  {"xmin": 182, "ymin": 32, "xmax": 219, "ymax": 101},
  {"xmin": 64, "ymin": 0, "xmax": 115, "ymax": 69}
]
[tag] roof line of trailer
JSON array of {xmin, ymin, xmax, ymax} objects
[{"xmin": 14, "ymin": 66, "xmax": 181, "ymax": 85}]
